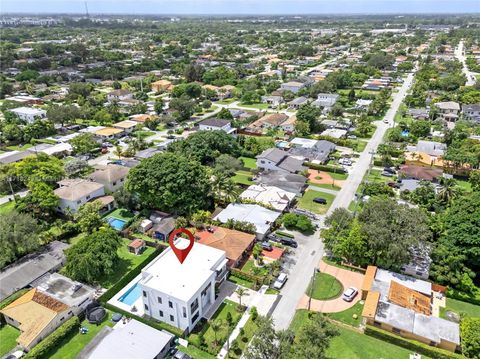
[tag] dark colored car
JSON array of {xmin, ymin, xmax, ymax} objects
[
  {"xmin": 279, "ymin": 237, "xmax": 298, "ymax": 248},
  {"xmin": 313, "ymin": 197, "xmax": 327, "ymax": 204},
  {"xmin": 166, "ymin": 135, "xmax": 177, "ymax": 139},
  {"xmin": 260, "ymin": 241, "xmax": 273, "ymax": 251},
  {"xmin": 387, "ymin": 182, "xmax": 400, "ymax": 189},
  {"xmin": 383, "ymin": 167, "xmax": 396, "ymax": 174}
]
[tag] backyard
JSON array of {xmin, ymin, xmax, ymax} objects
[
  {"xmin": 232, "ymin": 170, "xmax": 254, "ymax": 186},
  {"xmin": 306, "ymin": 272, "xmax": 343, "ymax": 300},
  {"xmin": 97, "ymin": 238, "xmax": 155, "ymax": 288},
  {"xmin": 0, "ymin": 325, "xmax": 20, "ymax": 357},
  {"xmin": 440, "ymin": 297, "xmax": 480, "ymax": 319},
  {"xmin": 290, "ymin": 310, "xmax": 419, "ymax": 359},
  {"xmin": 46, "ymin": 311, "xmax": 115, "ymax": 359},
  {"xmin": 239, "ymin": 156, "xmax": 257, "ymax": 170},
  {"xmin": 0, "ymin": 201, "xmax": 15, "ymax": 215},
  {"xmin": 297, "ymin": 189, "xmax": 335, "ymax": 214}
]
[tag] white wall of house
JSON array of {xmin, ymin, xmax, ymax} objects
[
  {"xmin": 57, "ymin": 186, "xmax": 105, "ymax": 214},
  {"xmin": 256, "ymin": 157, "xmax": 280, "ymax": 172},
  {"xmin": 140, "ymin": 277, "xmax": 215, "ymax": 333},
  {"xmin": 199, "ymin": 123, "xmax": 232, "ymax": 132}
]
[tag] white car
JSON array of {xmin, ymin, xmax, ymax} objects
[
  {"xmin": 339, "ymin": 158, "xmax": 352, "ymax": 166},
  {"xmin": 273, "ymin": 273, "xmax": 288, "ymax": 289},
  {"xmin": 342, "ymin": 287, "xmax": 358, "ymax": 302},
  {"xmin": 6, "ymin": 351, "xmax": 25, "ymax": 359}
]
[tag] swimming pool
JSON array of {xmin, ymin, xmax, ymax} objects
[
  {"xmin": 119, "ymin": 282, "xmax": 142, "ymax": 306},
  {"xmin": 107, "ymin": 217, "xmax": 127, "ymax": 231}
]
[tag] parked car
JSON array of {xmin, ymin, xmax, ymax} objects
[
  {"xmin": 279, "ymin": 237, "xmax": 298, "ymax": 248},
  {"xmin": 173, "ymin": 350, "xmax": 192, "ymax": 359},
  {"xmin": 381, "ymin": 171, "xmax": 394, "ymax": 177},
  {"xmin": 383, "ymin": 118, "xmax": 389, "ymax": 124},
  {"xmin": 166, "ymin": 135, "xmax": 177, "ymax": 139},
  {"xmin": 339, "ymin": 158, "xmax": 352, "ymax": 166},
  {"xmin": 387, "ymin": 182, "xmax": 400, "ymax": 189},
  {"xmin": 273, "ymin": 273, "xmax": 288, "ymax": 289},
  {"xmin": 313, "ymin": 197, "xmax": 327, "ymax": 204},
  {"xmin": 5, "ymin": 351, "xmax": 24, "ymax": 359},
  {"xmin": 347, "ymin": 135, "xmax": 357, "ymax": 139},
  {"xmin": 342, "ymin": 287, "xmax": 358, "ymax": 302},
  {"xmin": 260, "ymin": 241, "xmax": 273, "ymax": 251},
  {"xmin": 383, "ymin": 167, "xmax": 396, "ymax": 174}
]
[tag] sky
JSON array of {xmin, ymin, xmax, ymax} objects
[{"xmin": 2, "ymin": 0, "xmax": 480, "ymax": 15}]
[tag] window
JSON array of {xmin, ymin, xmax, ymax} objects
[
  {"xmin": 373, "ymin": 321, "xmax": 381, "ymax": 327},
  {"xmin": 392, "ymin": 327, "xmax": 401, "ymax": 334},
  {"xmin": 260, "ymin": 160, "xmax": 265, "ymax": 164},
  {"xmin": 113, "ymin": 181, "xmax": 117, "ymax": 186},
  {"xmin": 191, "ymin": 312, "xmax": 199, "ymax": 324},
  {"xmin": 169, "ymin": 301, "xmax": 173, "ymax": 308},
  {"xmin": 170, "ymin": 315, "xmax": 174, "ymax": 322},
  {"xmin": 144, "ymin": 304, "xmax": 149, "ymax": 311},
  {"xmin": 60, "ymin": 317, "xmax": 65, "ymax": 321},
  {"xmin": 159, "ymin": 310, "xmax": 163, "ymax": 317},
  {"xmin": 120, "ymin": 178, "xmax": 124, "ymax": 182},
  {"xmin": 143, "ymin": 291, "xmax": 147, "ymax": 297},
  {"xmin": 86, "ymin": 195, "xmax": 91, "ymax": 200},
  {"xmin": 157, "ymin": 296, "xmax": 162, "ymax": 304},
  {"xmin": 183, "ymin": 307, "xmax": 187, "ymax": 318},
  {"xmin": 77, "ymin": 200, "xmax": 82, "ymax": 204},
  {"xmin": 190, "ymin": 299, "xmax": 199, "ymax": 312}
]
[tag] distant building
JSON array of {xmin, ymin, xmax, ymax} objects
[
  {"xmin": 198, "ymin": 118, "xmax": 236, "ymax": 134},
  {"xmin": 240, "ymin": 184, "xmax": 296, "ymax": 212},
  {"xmin": 280, "ymin": 81, "xmax": 306, "ymax": 94},
  {"xmin": 151, "ymin": 80, "xmax": 174, "ymax": 92},
  {"xmin": 10, "ymin": 107, "xmax": 47, "ymax": 123},
  {"xmin": 462, "ymin": 103, "xmax": 480, "ymax": 123},
  {"xmin": 88, "ymin": 164, "xmax": 129, "ymax": 193},
  {"xmin": 312, "ymin": 93, "xmax": 339, "ymax": 109},
  {"xmin": 107, "ymin": 89, "xmax": 133, "ymax": 102}
]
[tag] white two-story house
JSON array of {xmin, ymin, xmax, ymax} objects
[
  {"xmin": 54, "ymin": 179, "xmax": 105, "ymax": 214},
  {"xmin": 139, "ymin": 239, "xmax": 228, "ymax": 334}
]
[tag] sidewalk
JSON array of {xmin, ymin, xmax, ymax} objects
[
  {"xmin": 0, "ymin": 190, "xmax": 29, "ymax": 206},
  {"xmin": 217, "ymin": 285, "xmax": 268, "ymax": 359}
]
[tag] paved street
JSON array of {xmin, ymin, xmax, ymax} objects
[
  {"xmin": 270, "ymin": 68, "xmax": 417, "ymax": 330},
  {"xmin": 455, "ymin": 40, "xmax": 477, "ymax": 86}
]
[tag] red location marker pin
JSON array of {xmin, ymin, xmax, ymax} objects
[{"xmin": 168, "ymin": 228, "xmax": 195, "ymax": 264}]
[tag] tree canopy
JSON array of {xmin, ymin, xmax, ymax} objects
[{"xmin": 126, "ymin": 152, "xmax": 213, "ymax": 215}]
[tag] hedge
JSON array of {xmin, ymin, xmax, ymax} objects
[
  {"xmin": 364, "ymin": 325, "xmax": 461, "ymax": 359},
  {"xmin": 98, "ymin": 246, "xmax": 163, "ymax": 303},
  {"xmin": 447, "ymin": 289, "xmax": 480, "ymax": 306},
  {"xmin": 24, "ymin": 316, "xmax": 80, "ymax": 359},
  {"xmin": 460, "ymin": 317, "xmax": 480, "ymax": 359},
  {"xmin": 103, "ymin": 303, "xmax": 183, "ymax": 337},
  {"xmin": 275, "ymin": 231, "xmax": 294, "ymax": 239},
  {"xmin": 305, "ymin": 162, "xmax": 346, "ymax": 174}
]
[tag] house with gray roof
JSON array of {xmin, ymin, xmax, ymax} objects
[
  {"xmin": 287, "ymin": 96, "xmax": 308, "ymax": 109},
  {"xmin": 462, "ymin": 103, "xmax": 480, "ymax": 123},
  {"xmin": 198, "ymin": 118, "xmax": 235, "ymax": 134},
  {"xmin": 256, "ymin": 148, "xmax": 306, "ymax": 174},
  {"xmin": 255, "ymin": 172, "xmax": 307, "ymax": 195},
  {"xmin": 288, "ymin": 139, "xmax": 336, "ymax": 164},
  {"xmin": 312, "ymin": 93, "xmax": 339, "ymax": 111}
]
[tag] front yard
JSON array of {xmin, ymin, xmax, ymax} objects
[
  {"xmin": 189, "ymin": 300, "xmax": 244, "ymax": 355},
  {"xmin": 0, "ymin": 325, "xmax": 20, "ymax": 357},
  {"xmin": 232, "ymin": 170, "xmax": 254, "ymax": 186},
  {"xmin": 326, "ymin": 301, "xmax": 364, "ymax": 327},
  {"xmin": 440, "ymin": 297, "xmax": 480, "ymax": 319},
  {"xmin": 297, "ymin": 189, "xmax": 335, "ymax": 214},
  {"xmin": 306, "ymin": 272, "xmax": 343, "ymax": 300}
]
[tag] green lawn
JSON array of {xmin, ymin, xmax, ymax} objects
[
  {"xmin": 239, "ymin": 156, "xmax": 257, "ymax": 170},
  {"xmin": 0, "ymin": 325, "xmax": 20, "ymax": 357},
  {"xmin": 228, "ymin": 275, "xmax": 255, "ymax": 289},
  {"xmin": 47, "ymin": 311, "xmax": 115, "ymax": 359},
  {"xmin": 440, "ymin": 297, "xmax": 480, "ymax": 319},
  {"xmin": 290, "ymin": 310, "xmax": 420, "ymax": 359},
  {"xmin": 352, "ymin": 140, "xmax": 368, "ymax": 152},
  {"xmin": 0, "ymin": 201, "xmax": 15, "ymax": 214},
  {"xmin": 306, "ymin": 272, "xmax": 343, "ymax": 300},
  {"xmin": 238, "ymin": 102, "xmax": 269, "ymax": 110},
  {"xmin": 216, "ymin": 98, "xmax": 237, "ymax": 105},
  {"xmin": 241, "ymin": 259, "xmax": 269, "ymax": 277},
  {"xmin": 190, "ymin": 300, "xmax": 243, "ymax": 354},
  {"xmin": 178, "ymin": 345, "xmax": 216, "ymax": 359},
  {"xmin": 327, "ymin": 302, "xmax": 364, "ymax": 327},
  {"xmin": 232, "ymin": 170, "xmax": 254, "ymax": 185},
  {"xmin": 328, "ymin": 325, "xmax": 419, "ymax": 359},
  {"xmin": 134, "ymin": 130, "xmax": 155, "ymax": 138},
  {"xmin": 455, "ymin": 179, "xmax": 472, "ymax": 193},
  {"xmin": 105, "ymin": 208, "xmax": 135, "ymax": 221},
  {"xmin": 6, "ymin": 143, "xmax": 32, "ymax": 151},
  {"xmin": 297, "ymin": 189, "xmax": 335, "ymax": 215},
  {"xmin": 97, "ymin": 238, "xmax": 155, "ymax": 288},
  {"xmin": 229, "ymin": 316, "xmax": 259, "ymax": 358},
  {"xmin": 309, "ymin": 182, "xmax": 342, "ymax": 191},
  {"xmin": 328, "ymin": 171, "xmax": 349, "ymax": 181}
]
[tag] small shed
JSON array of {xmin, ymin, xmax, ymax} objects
[
  {"xmin": 128, "ymin": 239, "xmax": 146, "ymax": 255},
  {"xmin": 139, "ymin": 219, "xmax": 153, "ymax": 233}
]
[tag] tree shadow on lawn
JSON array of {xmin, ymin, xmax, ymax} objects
[{"xmin": 96, "ymin": 257, "xmax": 132, "ymax": 288}]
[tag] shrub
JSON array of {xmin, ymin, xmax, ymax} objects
[
  {"xmin": 250, "ymin": 306, "xmax": 258, "ymax": 321},
  {"xmin": 305, "ymin": 162, "xmax": 346, "ymax": 174},
  {"xmin": 24, "ymin": 316, "xmax": 80, "ymax": 359},
  {"xmin": 280, "ymin": 213, "xmax": 314, "ymax": 233},
  {"xmin": 460, "ymin": 317, "xmax": 480, "ymax": 359}
]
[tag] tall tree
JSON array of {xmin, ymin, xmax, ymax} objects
[
  {"xmin": 126, "ymin": 153, "xmax": 212, "ymax": 216},
  {"xmin": 64, "ymin": 227, "xmax": 122, "ymax": 284},
  {"xmin": 244, "ymin": 316, "xmax": 293, "ymax": 359}
]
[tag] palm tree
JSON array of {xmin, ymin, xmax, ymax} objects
[
  {"xmin": 113, "ymin": 145, "xmax": 123, "ymax": 160},
  {"xmin": 235, "ymin": 287, "xmax": 249, "ymax": 309},
  {"xmin": 212, "ymin": 175, "xmax": 240, "ymax": 206},
  {"xmin": 437, "ymin": 177, "xmax": 460, "ymax": 204},
  {"xmin": 210, "ymin": 319, "xmax": 223, "ymax": 347}
]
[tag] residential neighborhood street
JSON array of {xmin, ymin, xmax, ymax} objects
[
  {"xmin": 456, "ymin": 40, "xmax": 478, "ymax": 86},
  {"xmin": 271, "ymin": 68, "xmax": 417, "ymax": 330}
]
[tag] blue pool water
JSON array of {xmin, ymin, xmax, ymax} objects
[
  {"xmin": 119, "ymin": 282, "xmax": 142, "ymax": 305},
  {"xmin": 401, "ymin": 130, "xmax": 410, "ymax": 137},
  {"xmin": 107, "ymin": 217, "xmax": 127, "ymax": 231}
]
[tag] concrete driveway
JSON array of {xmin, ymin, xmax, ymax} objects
[{"xmin": 297, "ymin": 259, "xmax": 364, "ymax": 313}]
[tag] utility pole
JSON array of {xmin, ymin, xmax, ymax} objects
[{"xmin": 308, "ymin": 267, "xmax": 320, "ymax": 311}]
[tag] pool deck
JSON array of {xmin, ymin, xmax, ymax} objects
[{"xmin": 107, "ymin": 274, "xmax": 145, "ymax": 317}]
